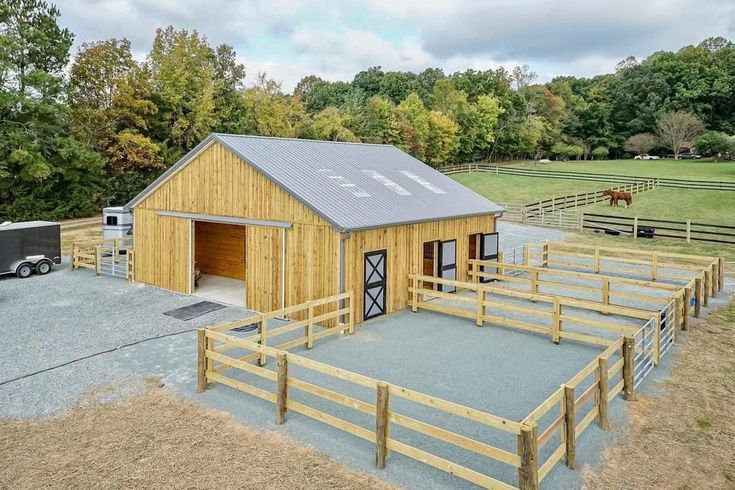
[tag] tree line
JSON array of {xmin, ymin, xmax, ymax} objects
[{"xmin": 2, "ymin": 0, "xmax": 735, "ymax": 221}]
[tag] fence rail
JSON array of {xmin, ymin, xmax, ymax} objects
[
  {"xmin": 199, "ymin": 292, "xmax": 531, "ymax": 490},
  {"xmin": 437, "ymin": 163, "xmax": 735, "ymax": 191},
  {"xmin": 582, "ymin": 213, "xmax": 735, "ymax": 245},
  {"xmin": 71, "ymin": 237, "xmax": 134, "ymax": 280}
]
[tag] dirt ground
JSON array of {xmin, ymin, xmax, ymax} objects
[
  {"xmin": 0, "ymin": 379, "xmax": 396, "ymax": 490},
  {"xmin": 582, "ymin": 296, "xmax": 735, "ymax": 489}
]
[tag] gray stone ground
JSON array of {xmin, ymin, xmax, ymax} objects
[{"xmin": 0, "ymin": 223, "xmax": 732, "ymax": 489}]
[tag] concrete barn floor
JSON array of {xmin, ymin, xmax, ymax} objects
[{"xmin": 1, "ymin": 220, "xmax": 732, "ymax": 489}]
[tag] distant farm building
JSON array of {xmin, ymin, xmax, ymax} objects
[{"xmin": 126, "ymin": 134, "xmax": 503, "ymax": 322}]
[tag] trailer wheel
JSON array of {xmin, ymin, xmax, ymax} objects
[
  {"xmin": 36, "ymin": 260, "xmax": 52, "ymax": 275},
  {"xmin": 16, "ymin": 262, "xmax": 33, "ymax": 278}
]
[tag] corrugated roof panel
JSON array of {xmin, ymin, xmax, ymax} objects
[
  {"xmin": 126, "ymin": 133, "xmax": 504, "ymax": 231},
  {"xmin": 213, "ymin": 134, "xmax": 503, "ymax": 231}
]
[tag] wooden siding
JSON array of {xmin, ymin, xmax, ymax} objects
[
  {"xmin": 133, "ymin": 208, "xmax": 191, "ymax": 294},
  {"xmin": 195, "ymin": 221, "xmax": 246, "ymax": 280},
  {"xmin": 344, "ymin": 215, "xmax": 495, "ymax": 322},
  {"xmin": 137, "ymin": 142, "xmax": 328, "ymax": 226}
]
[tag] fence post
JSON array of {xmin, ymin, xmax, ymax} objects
[
  {"xmin": 594, "ymin": 248, "xmax": 600, "ymax": 273},
  {"xmin": 531, "ymin": 269, "xmax": 539, "ymax": 294},
  {"xmin": 348, "ymin": 291, "xmax": 355, "ymax": 334},
  {"xmin": 259, "ymin": 317, "xmax": 268, "ymax": 366},
  {"xmin": 206, "ymin": 335, "xmax": 215, "ymax": 387},
  {"xmin": 375, "ymin": 382, "xmax": 390, "ymax": 469},
  {"xmin": 564, "ymin": 385, "xmax": 576, "ymax": 469},
  {"xmin": 72, "ymin": 243, "xmax": 78, "ymax": 269},
  {"xmin": 694, "ymin": 276, "xmax": 702, "ymax": 318},
  {"xmin": 653, "ymin": 312, "xmax": 662, "ymax": 365},
  {"xmin": 95, "ymin": 244, "xmax": 101, "ymax": 276},
  {"xmin": 703, "ymin": 269, "xmax": 710, "ymax": 307},
  {"xmin": 411, "ymin": 275, "xmax": 418, "ymax": 312},
  {"xmin": 710, "ymin": 262, "xmax": 718, "ymax": 298},
  {"xmin": 495, "ymin": 165, "xmax": 499, "ymax": 175},
  {"xmin": 718, "ymin": 257, "xmax": 725, "ymax": 292},
  {"xmin": 686, "ymin": 220, "xmax": 691, "ymax": 243},
  {"xmin": 632, "ymin": 216, "xmax": 638, "ymax": 239},
  {"xmin": 523, "ymin": 244, "xmax": 530, "ymax": 265},
  {"xmin": 552, "ymin": 299, "xmax": 561, "ymax": 344},
  {"xmin": 542, "ymin": 242, "xmax": 549, "ymax": 267},
  {"xmin": 651, "ymin": 252, "xmax": 658, "ymax": 281},
  {"xmin": 518, "ymin": 424, "xmax": 539, "ymax": 490},
  {"xmin": 476, "ymin": 288, "xmax": 484, "ymax": 326},
  {"xmin": 196, "ymin": 329, "xmax": 207, "ymax": 393},
  {"xmin": 498, "ymin": 251, "xmax": 505, "ymax": 276},
  {"xmin": 598, "ymin": 356, "xmax": 610, "ymax": 430},
  {"xmin": 276, "ymin": 352, "xmax": 288, "ymax": 425},
  {"xmin": 601, "ymin": 278, "xmax": 610, "ymax": 307},
  {"xmin": 306, "ymin": 304, "xmax": 314, "ymax": 349},
  {"xmin": 683, "ymin": 287, "xmax": 691, "ymax": 331},
  {"xmin": 623, "ymin": 336, "xmax": 635, "ymax": 401}
]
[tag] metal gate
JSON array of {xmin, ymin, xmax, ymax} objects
[
  {"xmin": 633, "ymin": 317, "xmax": 656, "ymax": 389},
  {"xmin": 99, "ymin": 239, "xmax": 133, "ymax": 279},
  {"xmin": 478, "ymin": 232, "xmax": 499, "ymax": 283},
  {"xmin": 438, "ymin": 240, "xmax": 457, "ymax": 292},
  {"xmin": 364, "ymin": 250, "xmax": 387, "ymax": 320}
]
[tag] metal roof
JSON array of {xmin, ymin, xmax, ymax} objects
[
  {"xmin": 127, "ymin": 134, "xmax": 503, "ymax": 232},
  {"xmin": 0, "ymin": 221, "xmax": 59, "ymax": 231}
]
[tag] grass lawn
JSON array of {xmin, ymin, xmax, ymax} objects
[
  {"xmin": 452, "ymin": 172, "xmax": 606, "ymax": 204},
  {"xmin": 514, "ymin": 159, "xmax": 735, "ymax": 182},
  {"xmin": 582, "ymin": 187, "xmax": 735, "ymax": 224}
]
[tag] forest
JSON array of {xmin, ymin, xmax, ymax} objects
[{"xmin": 2, "ymin": 0, "xmax": 735, "ymax": 220}]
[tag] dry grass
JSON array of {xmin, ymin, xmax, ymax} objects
[
  {"xmin": 60, "ymin": 222, "xmax": 102, "ymax": 254},
  {"xmin": 582, "ymin": 297, "xmax": 735, "ymax": 489},
  {"xmin": 0, "ymin": 380, "xmax": 397, "ymax": 490}
]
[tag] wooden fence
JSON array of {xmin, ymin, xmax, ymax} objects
[
  {"xmin": 437, "ymin": 163, "xmax": 735, "ymax": 192},
  {"xmin": 582, "ymin": 213, "xmax": 735, "ymax": 245},
  {"xmin": 72, "ymin": 237, "xmax": 134, "ymax": 280},
  {"xmin": 198, "ymin": 292, "xmax": 535, "ymax": 489},
  {"xmin": 409, "ymin": 274, "xmax": 655, "ymax": 348},
  {"xmin": 544, "ymin": 242, "xmax": 724, "ymax": 293}
]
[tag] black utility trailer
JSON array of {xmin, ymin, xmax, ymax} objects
[{"xmin": 0, "ymin": 221, "xmax": 61, "ymax": 278}]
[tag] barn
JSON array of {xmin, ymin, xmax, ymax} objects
[{"xmin": 125, "ymin": 134, "xmax": 503, "ymax": 322}]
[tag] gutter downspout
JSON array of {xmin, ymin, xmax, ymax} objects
[{"xmin": 339, "ymin": 230, "xmax": 352, "ymax": 324}]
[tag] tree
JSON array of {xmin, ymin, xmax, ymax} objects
[
  {"xmin": 351, "ymin": 95, "xmax": 400, "ymax": 144},
  {"xmin": 394, "ymin": 93, "xmax": 430, "ymax": 160},
  {"xmin": 240, "ymin": 73, "xmax": 304, "ymax": 137},
  {"xmin": 0, "ymin": 0, "xmax": 104, "ymax": 220},
  {"xmin": 591, "ymin": 146, "xmax": 609, "ymax": 159},
  {"xmin": 301, "ymin": 107, "xmax": 359, "ymax": 142},
  {"xmin": 551, "ymin": 143, "xmax": 583, "ymax": 161},
  {"xmin": 693, "ymin": 131, "xmax": 732, "ymax": 159},
  {"xmin": 656, "ymin": 111, "xmax": 705, "ymax": 159},
  {"xmin": 624, "ymin": 133, "xmax": 658, "ymax": 156},
  {"xmin": 425, "ymin": 111, "xmax": 459, "ymax": 166},
  {"xmin": 146, "ymin": 26, "xmax": 219, "ymax": 158}
]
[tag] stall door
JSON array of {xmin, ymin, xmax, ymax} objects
[
  {"xmin": 479, "ymin": 232, "xmax": 499, "ymax": 283},
  {"xmin": 364, "ymin": 250, "xmax": 387, "ymax": 320},
  {"xmin": 438, "ymin": 239, "xmax": 457, "ymax": 292}
]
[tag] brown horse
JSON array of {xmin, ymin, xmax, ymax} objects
[{"xmin": 602, "ymin": 189, "xmax": 633, "ymax": 207}]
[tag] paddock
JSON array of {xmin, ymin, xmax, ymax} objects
[{"xmin": 195, "ymin": 240, "xmax": 723, "ymax": 489}]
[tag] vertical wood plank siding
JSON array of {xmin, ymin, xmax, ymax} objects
[
  {"xmin": 134, "ymin": 141, "xmax": 496, "ymax": 321},
  {"xmin": 344, "ymin": 215, "xmax": 495, "ymax": 322}
]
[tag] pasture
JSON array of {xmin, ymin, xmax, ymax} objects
[{"xmin": 515, "ymin": 159, "xmax": 735, "ymax": 182}]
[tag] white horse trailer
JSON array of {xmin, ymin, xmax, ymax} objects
[{"xmin": 102, "ymin": 206, "xmax": 133, "ymax": 241}]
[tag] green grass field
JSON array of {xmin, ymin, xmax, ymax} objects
[
  {"xmin": 514, "ymin": 159, "xmax": 735, "ymax": 182},
  {"xmin": 452, "ymin": 173, "xmax": 605, "ymax": 204},
  {"xmin": 582, "ymin": 187, "xmax": 734, "ymax": 224}
]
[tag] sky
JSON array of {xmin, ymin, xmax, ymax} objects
[{"xmin": 59, "ymin": 0, "xmax": 735, "ymax": 92}]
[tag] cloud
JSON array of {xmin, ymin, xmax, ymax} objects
[
  {"xmin": 58, "ymin": 0, "xmax": 735, "ymax": 92},
  {"xmin": 362, "ymin": 0, "xmax": 735, "ymax": 62}
]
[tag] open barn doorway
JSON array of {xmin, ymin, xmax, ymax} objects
[{"xmin": 192, "ymin": 221, "xmax": 246, "ymax": 306}]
